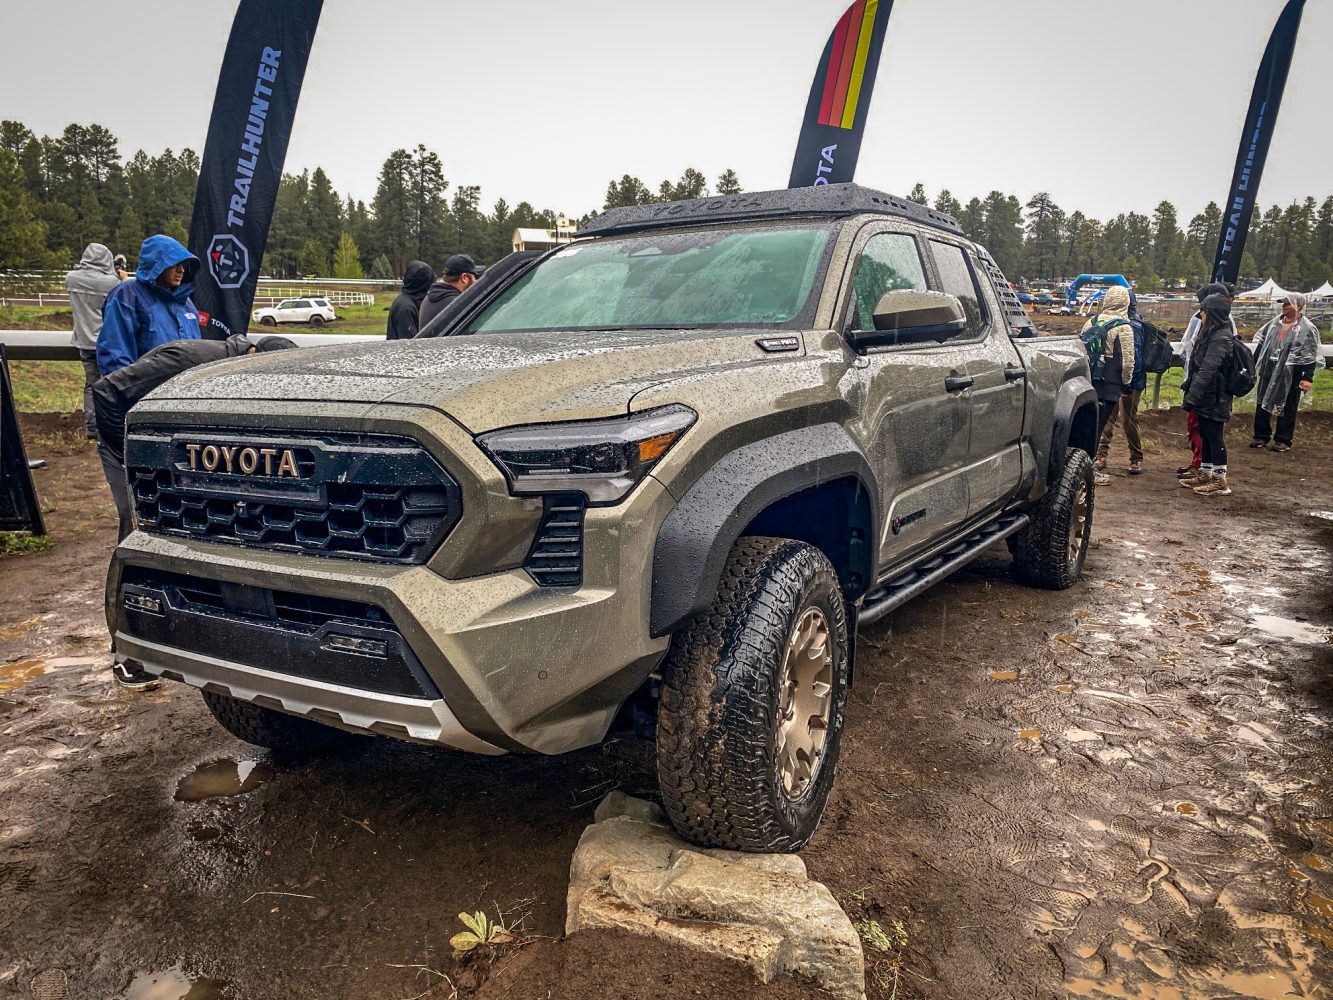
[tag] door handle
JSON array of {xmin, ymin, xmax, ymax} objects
[
  {"xmin": 1004, "ymin": 365, "xmax": 1026, "ymax": 382},
  {"xmin": 944, "ymin": 375, "xmax": 974, "ymax": 392}
]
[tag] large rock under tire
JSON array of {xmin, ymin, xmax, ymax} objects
[
  {"xmin": 201, "ymin": 690, "xmax": 355, "ymax": 753},
  {"xmin": 656, "ymin": 536, "xmax": 850, "ymax": 853}
]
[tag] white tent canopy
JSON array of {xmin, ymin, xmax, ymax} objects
[
  {"xmin": 1309, "ymin": 281, "xmax": 1333, "ymax": 299},
  {"xmin": 1235, "ymin": 278, "xmax": 1292, "ymax": 302}
]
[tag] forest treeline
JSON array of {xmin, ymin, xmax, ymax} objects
[{"xmin": 2, "ymin": 120, "xmax": 1330, "ymax": 291}]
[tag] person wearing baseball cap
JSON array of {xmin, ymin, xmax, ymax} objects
[
  {"xmin": 418, "ymin": 254, "xmax": 486, "ymax": 331},
  {"xmin": 1250, "ymin": 291, "xmax": 1320, "ymax": 452}
]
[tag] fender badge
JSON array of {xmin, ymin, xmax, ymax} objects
[
  {"xmin": 756, "ymin": 336, "xmax": 800, "ymax": 353},
  {"xmin": 891, "ymin": 508, "xmax": 928, "ymax": 535}
]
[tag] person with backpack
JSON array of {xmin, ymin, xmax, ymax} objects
[
  {"xmin": 1080, "ymin": 285, "xmax": 1136, "ymax": 487},
  {"xmin": 1095, "ymin": 291, "xmax": 1151, "ymax": 475},
  {"xmin": 1176, "ymin": 283, "xmax": 1235, "ymax": 477},
  {"xmin": 1180, "ymin": 293, "xmax": 1238, "ymax": 496},
  {"xmin": 1248, "ymin": 292, "xmax": 1320, "ymax": 453}
]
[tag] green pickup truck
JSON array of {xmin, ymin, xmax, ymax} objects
[{"xmin": 108, "ymin": 184, "xmax": 1099, "ymax": 851}]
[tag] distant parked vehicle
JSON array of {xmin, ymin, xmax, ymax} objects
[{"xmin": 252, "ymin": 297, "xmax": 337, "ymax": 327}]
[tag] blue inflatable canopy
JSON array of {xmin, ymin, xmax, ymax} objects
[{"xmin": 1066, "ymin": 274, "xmax": 1130, "ymax": 307}]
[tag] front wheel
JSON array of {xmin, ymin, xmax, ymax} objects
[
  {"xmin": 1011, "ymin": 447, "xmax": 1094, "ymax": 589},
  {"xmin": 657, "ymin": 537, "xmax": 850, "ymax": 852},
  {"xmin": 259, "ymin": 316, "xmax": 277, "ymax": 327}
]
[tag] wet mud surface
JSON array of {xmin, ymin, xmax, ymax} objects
[{"xmin": 2, "ymin": 411, "xmax": 1331, "ymax": 999}]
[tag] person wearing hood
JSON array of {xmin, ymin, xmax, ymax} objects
[
  {"xmin": 1180, "ymin": 293, "xmax": 1237, "ymax": 496},
  {"xmin": 1249, "ymin": 292, "xmax": 1319, "ymax": 452},
  {"xmin": 386, "ymin": 260, "xmax": 436, "ymax": 340},
  {"xmin": 1176, "ymin": 282, "xmax": 1235, "ymax": 477},
  {"xmin": 1095, "ymin": 291, "xmax": 1149, "ymax": 476},
  {"xmin": 65, "ymin": 243, "xmax": 125, "ymax": 438},
  {"xmin": 417, "ymin": 254, "xmax": 486, "ymax": 332},
  {"xmin": 97, "ymin": 235, "xmax": 202, "ymax": 376},
  {"xmin": 1080, "ymin": 285, "xmax": 1136, "ymax": 487}
]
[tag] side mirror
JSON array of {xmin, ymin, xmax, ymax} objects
[{"xmin": 853, "ymin": 289, "xmax": 968, "ymax": 348}]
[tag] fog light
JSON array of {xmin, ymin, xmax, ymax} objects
[
  {"xmin": 124, "ymin": 593, "xmax": 163, "ymax": 615},
  {"xmin": 325, "ymin": 634, "xmax": 388, "ymax": 658}
]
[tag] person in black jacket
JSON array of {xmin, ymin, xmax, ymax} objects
[
  {"xmin": 92, "ymin": 334, "xmax": 297, "ymax": 688},
  {"xmin": 418, "ymin": 254, "xmax": 486, "ymax": 332},
  {"xmin": 385, "ymin": 261, "xmax": 435, "ymax": 340},
  {"xmin": 1180, "ymin": 293, "xmax": 1236, "ymax": 497}
]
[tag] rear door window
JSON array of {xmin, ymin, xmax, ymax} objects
[
  {"xmin": 928, "ymin": 241, "xmax": 989, "ymax": 341},
  {"xmin": 850, "ymin": 233, "xmax": 927, "ymax": 332}
]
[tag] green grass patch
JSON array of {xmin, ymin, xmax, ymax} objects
[
  {"xmin": 0, "ymin": 304, "xmax": 75, "ymax": 330},
  {"xmin": 1147, "ymin": 367, "xmax": 1333, "ymax": 413},
  {"xmin": 0, "ymin": 531, "xmax": 54, "ymax": 557},
  {"xmin": 9, "ymin": 361, "xmax": 85, "ymax": 412}
]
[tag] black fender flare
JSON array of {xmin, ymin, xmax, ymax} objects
[
  {"xmin": 1047, "ymin": 377, "xmax": 1097, "ymax": 482},
  {"xmin": 649, "ymin": 423, "xmax": 878, "ymax": 638}
]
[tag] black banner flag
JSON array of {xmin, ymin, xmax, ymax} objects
[
  {"xmin": 189, "ymin": 0, "xmax": 324, "ymax": 338},
  {"xmin": 0, "ymin": 346, "xmax": 45, "ymax": 536},
  {"xmin": 1213, "ymin": 0, "xmax": 1306, "ymax": 286},
  {"xmin": 788, "ymin": 0, "xmax": 894, "ymax": 189}
]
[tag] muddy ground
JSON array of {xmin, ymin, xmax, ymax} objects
[{"xmin": 2, "ymin": 408, "xmax": 1330, "ymax": 1000}]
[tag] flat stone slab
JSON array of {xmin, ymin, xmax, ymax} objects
[{"xmin": 567, "ymin": 791, "xmax": 865, "ymax": 999}]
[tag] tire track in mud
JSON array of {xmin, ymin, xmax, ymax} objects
[{"xmin": 811, "ymin": 465, "xmax": 1333, "ymax": 999}]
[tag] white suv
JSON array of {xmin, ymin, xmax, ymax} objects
[{"xmin": 252, "ymin": 297, "xmax": 337, "ymax": 327}]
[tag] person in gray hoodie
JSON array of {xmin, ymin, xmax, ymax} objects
[{"xmin": 64, "ymin": 243, "xmax": 124, "ymax": 438}]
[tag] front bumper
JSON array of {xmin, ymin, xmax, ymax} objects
[{"xmin": 108, "ymin": 401, "xmax": 675, "ymax": 756}]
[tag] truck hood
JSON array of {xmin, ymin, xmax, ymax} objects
[{"xmin": 146, "ymin": 328, "xmax": 806, "ymax": 433}]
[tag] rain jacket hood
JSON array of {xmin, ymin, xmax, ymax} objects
[
  {"xmin": 401, "ymin": 261, "xmax": 436, "ymax": 299},
  {"xmin": 65, "ymin": 243, "xmax": 123, "ymax": 350},
  {"xmin": 385, "ymin": 261, "xmax": 437, "ymax": 341},
  {"xmin": 135, "ymin": 234, "xmax": 199, "ymax": 292},
  {"xmin": 1099, "ymin": 286, "xmax": 1131, "ymax": 321}
]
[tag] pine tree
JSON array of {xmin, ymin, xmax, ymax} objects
[
  {"xmin": 933, "ymin": 189, "xmax": 962, "ymax": 218},
  {"xmin": 0, "ymin": 149, "xmax": 51, "ymax": 267},
  {"xmin": 907, "ymin": 183, "xmax": 928, "ymax": 205},
  {"xmin": 332, "ymin": 231, "xmax": 364, "ymax": 279},
  {"xmin": 115, "ymin": 204, "xmax": 143, "ymax": 264},
  {"xmin": 368, "ymin": 254, "xmax": 394, "ymax": 280},
  {"xmin": 716, "ymin": 169, "xmax": 742, "ymax": 195},
  {"xmin": 299, "ymin": 238, "xmax": 328, "ymax": 276}
]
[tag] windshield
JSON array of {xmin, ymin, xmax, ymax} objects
[{"xmin": 465, "ymin": 225, "xmax": 833, "ymax": 333}]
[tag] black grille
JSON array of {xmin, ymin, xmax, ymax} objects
[
  {"xmin": 119, "ymin": 567, "xmax": 439, "ymax": 699},
  {"xmin": 126, "ymin": 430, "xmax": 461, "ymax": 563},
  {"xmin": 524, "ymin": 495, "xmax": 585, "ymax": 587}
]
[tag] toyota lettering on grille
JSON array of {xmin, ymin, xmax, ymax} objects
[{"xmin": 183, "ymin": 443, "xmax": 301, "ymax": 478}]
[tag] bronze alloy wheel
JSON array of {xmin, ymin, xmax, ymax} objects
[
  {"xmin": 1069, "ymin": 479, "xmax": 1090, "ymax": 566},
  {"xmin": 776, "ymin": 607, "xmax": 834, "ymax": 800}
]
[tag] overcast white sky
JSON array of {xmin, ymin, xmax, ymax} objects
[{"xmin": 2, "ymin": 0, "xmax": 1328, "ymax": 221}]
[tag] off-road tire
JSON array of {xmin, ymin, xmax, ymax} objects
[
  {"xmin": 259, "ymin": 315, "xmax": 277, "ymax": 326},
  {"xmin": 1011, "ymin": 447, "xmax": 1094, "ymax": 590},
  {"xmin": 657, "ymin": 537, "xmax": 850, "ymax": 852},
  {"xmin": 309, "ymin": 315, "xmax": 325, "ymax": 327},
  {"xmin": 201, "ymin": 690, "xmax": 353, "ymax": 752}
]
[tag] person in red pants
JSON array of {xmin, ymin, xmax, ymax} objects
[{"xmin": 1176, "ymin": 282, "xmax": 1234, "ymax": 476}]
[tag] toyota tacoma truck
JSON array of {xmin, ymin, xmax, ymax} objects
[{"xmin": 107, "ymin": 184, "xmax": 1099, "ymax": 852}]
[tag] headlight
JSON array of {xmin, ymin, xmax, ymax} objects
[{"xmin": 477, "ymin": 404, "xmax": 696, "ymax": 505}]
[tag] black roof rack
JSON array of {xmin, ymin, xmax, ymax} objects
[{"xmin": 577, "ymin": 183, "xmax": 965, "ymax": 238}]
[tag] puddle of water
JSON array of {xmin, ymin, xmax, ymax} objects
[
  {"xmin": 174, "ymin": 759, "xmax": 273, "ymax": 802},
  {"xmin": 187, "ymin": 822, "xmax": 221, "ymax": 843},
  {"xmin": 0, "ymin": 659, "xmax": 46, "ymax": 692},
  {"xmin": 117, "ymin": 966, "xmax": 227, "ymax": 1000},
  {"xmin": 1063, "ymin": 728, "xmax": 1102, "ymax": 744},
  {"xmin": 1303, "ymin": 854, "xmax": 1329, "ymax": 872},
  {"xmin": 989, "ymin": 670, "xmax": 1018, "ymax": 682},
  {"xmin": 1248, "ymin": 614, "xmax": 1331, "ymax": 645},
  {"xmin": 1175, "ymin": 802, "xmax": 1198, "ymax": 816},
  {"xmin": 1288, "ymin": 869, "xmax": 1309, "ymax": 881},
  {"xmin": 1309, "ymin": 924, "xmax": 1333, "ymax": 949},
  {"xmin": 1055, "ymin": 683, "xmax": 1077, "ymax": 693},
  {"xmin": 1308, "ymin": 894, "xmax": 1333, "ymax": 919},
  {"xmin": 1212, "ymin": 971, "xmax": 1299, "ymax": 1000},
  {"xmin": 1017, "ymin": 728, "xmax": 1042, "ymax": 741}
]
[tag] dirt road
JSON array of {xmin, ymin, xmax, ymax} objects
[{"xmin": 2, "ymin": 410, "xmax": 1330, "ymax": 999}]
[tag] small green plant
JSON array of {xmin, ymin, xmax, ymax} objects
[
  {"xmin": 0, "ymin": 532, "xmax": 54, "ymax": 557},
  {"xmin": 449, "ymin": 909, "xmax": 514, "ymax": 960}
]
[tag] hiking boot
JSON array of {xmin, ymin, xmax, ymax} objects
[
  {"xmin": 1273, "ymin": 443, "xmax": 1291, "ymax": 453},
  {"xmin": 1128, "ymin": 461, "xmax": 1143, "ymax": 476},
  {"xmin": 1248, "ymin": 439, "xmax": 1267, "ymax": 448},
  {"xmin": 1179, "ymin": 470, "xmax": 1210, "ymax": 488},
  {"xmin": 1193, "ymin": 476, "xmax": 1232, "ymax": 497},
  {"xmin": 112, "ymin": 659, "xmax": 161, "ymax": 691}
]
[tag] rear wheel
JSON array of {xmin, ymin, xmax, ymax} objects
[
  {"xmin": 1011, "ymin": 448, "xmax": 1094, "ymax": 589},
  {"xmin": 657, "ymin": 537, "xmax": 850, "ymax": 852},
  {"xmin": 309, "ymin": 315, "xmax": 325, "ymax": 327},
  {"xmin": 260, "ymin": 315, "xmax": 277, "ymax": 326},
  {"xmin": 201, "ymin": 690, "xmax": 354, "ymax": 753}
]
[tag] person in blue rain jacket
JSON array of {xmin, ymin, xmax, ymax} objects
[{"xmin": 97, "ymin": 234, "xmax": 202, "ymax": 375}]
